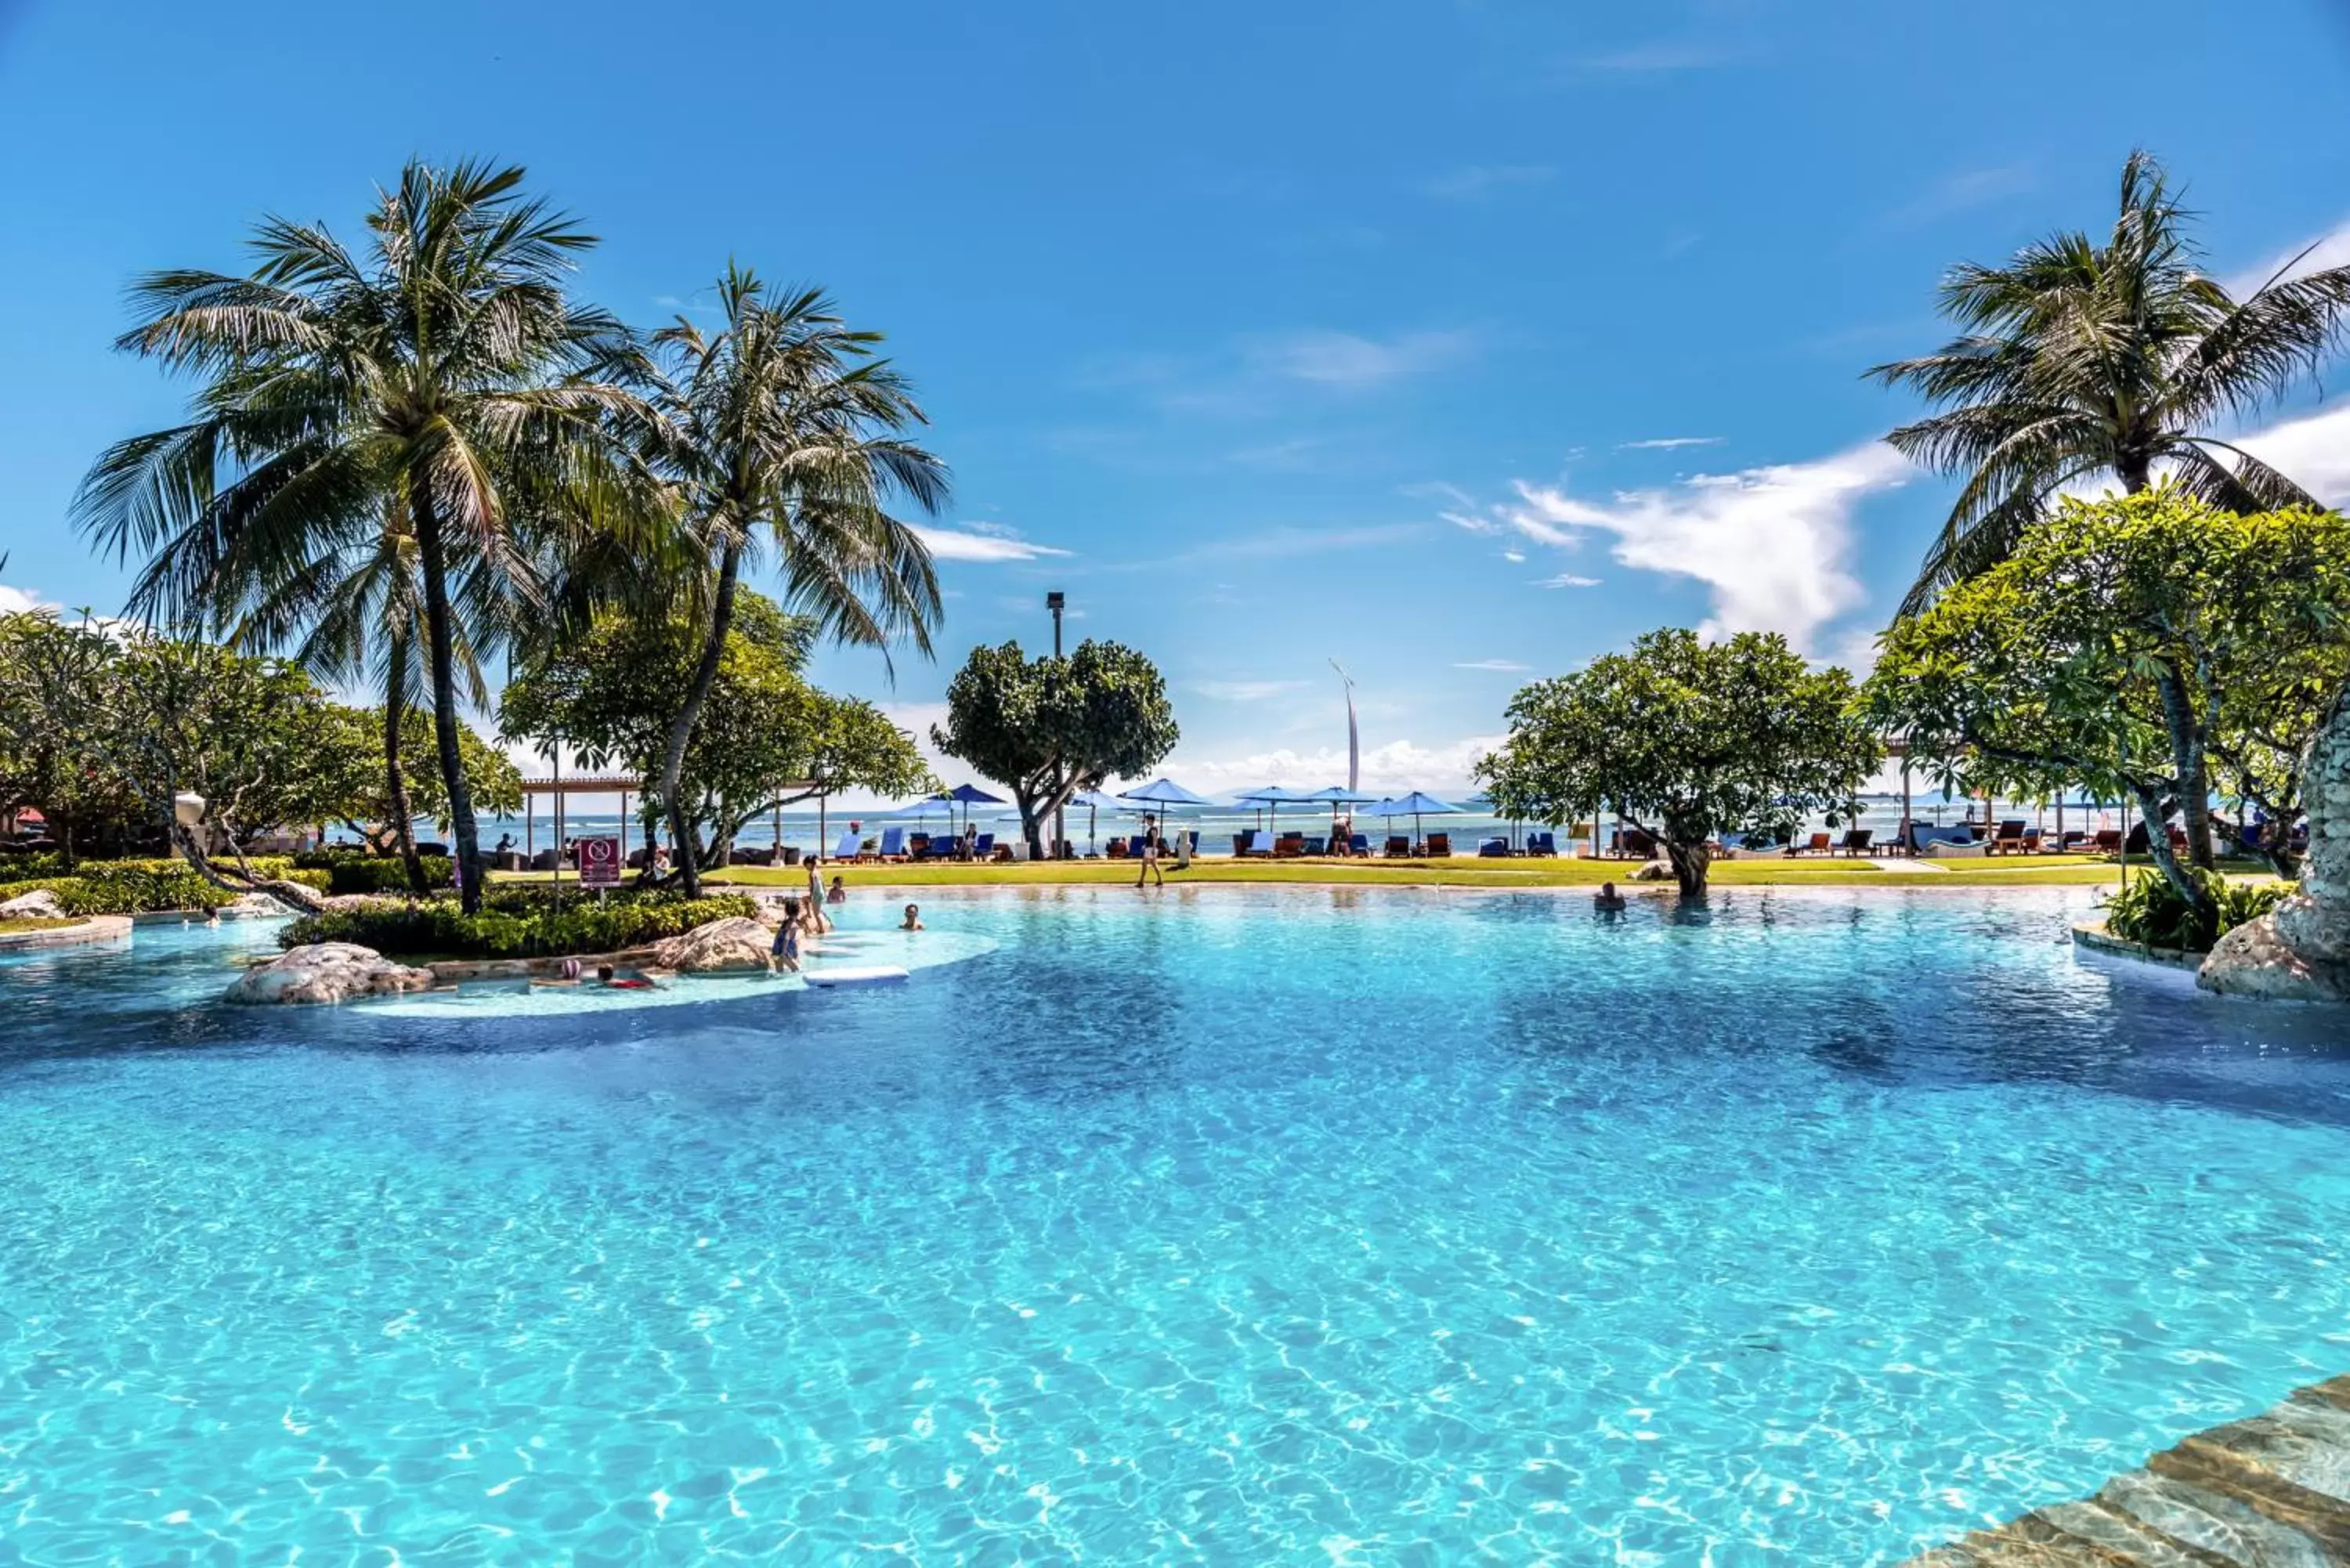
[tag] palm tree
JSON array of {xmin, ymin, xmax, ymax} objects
[
  {"xmin": 77, "ymin": 160, "xmax": 655, "ymax": 911},
  {"xmin": 1875, "ymin": 151, "xmax": 2350, "ymax": 609},
  {"xmin": 1871, "ymin": 150, "xmax": 2350, "ymax": 867},
  {"xmin": 639, "ymin": 266, "xmax": 948, "ymax": 895}
]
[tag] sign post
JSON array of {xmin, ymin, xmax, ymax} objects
[{"xmin": 576, "ymin": 836, "xmax": 621, "ymax": 901}]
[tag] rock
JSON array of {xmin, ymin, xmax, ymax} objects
[
  {"xmin": 224, "ymin": 942, "xmax": 436, "ymax": 1006},
  {"xmin": 650, "ymin": 916, "xmax": 776, "ymax": 974},
  {"xmin": 0, "ymin": 888, "xmax": 65, "ymax": 919},
  {"xmin": 2198, "ymin": 900, "xmax": 2350, "ymax": 1003},
  {"xmin": 224, "ymin": 893, "xmax": 284, "ymax": 919},
  {"xmin": 1631, "ymin": 859, "xmax": 1675, "ymax": 882},
  {"xmin": 2201, "ymin": 685, "xmax": 2350, "ymax": 1003}
]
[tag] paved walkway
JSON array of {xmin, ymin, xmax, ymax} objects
[{"xmin": 1905, "ymin": 1375, "xmax": 2350, "ymax": 1565}]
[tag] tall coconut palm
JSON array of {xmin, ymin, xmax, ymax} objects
[
  {"xmin": 77, "ymin": 160, "xmax": 655, "ymax": 910},
  {"xmin": 1871, "ymin": 150, "xmax": 2350, "ymax": 867},
  {"xmin": 1874, "ymin": 150, "xmax": 2350, "ymax": 611},
  {"xmin": 641, "ymin": 266, "xmax": 948, "ymax": 894}
]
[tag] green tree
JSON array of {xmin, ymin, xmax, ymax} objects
[
  {"xmin": 1871, "ymin": 150, "xmax": 2350, "ymax": 612},
  {"xmin": 637, "ymin": 267, "xmax": 947, "ymax": 895},
  {"xmin": 1477, "ymin": 629, "xmax": 1881, "ymax": 896},
  {"xmin": 76, "ymin": 160, "xmax": 655, "ymax": 912},
  {"xmin": 1863, "ymin": 492, "xmax": 2350, "ymax": 927},
  {"xmin": 0, "ymin": 611, "xmax": 144, "ymax": 867},
  {"xmin": 319, "ymin": 703, "xmax": 523, "ymax": 854},
  {"xmin": 930, "ymin": 640, "xmax": 1179, "ymax": 860},
  {"xmin": 501, "ymin": 591, "xmax": 930, "ymax": 872}
]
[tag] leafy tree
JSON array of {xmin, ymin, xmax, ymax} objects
[
  {"xmin": 637, "ymin": 267, "xmax": 947, "ymax": 894},
  {"xmin": 1872, "ymin": 150, "xmax": 2350, "ymax": 611},
  {"xmin": 501, "ymin": 591, "xmax": 929, "ymax": 873},
  {"xmin": 77, "ymin": 160, "xmax": 657, "ymax": 912},
  {"xmin": 931, "ymin": 640, "xmax": 1179, "ymax": 859},
  {"xmin": 0, "ymin": 612, "xmax": 145, "ymax": 867},
  {"xmin": 1477, "ymin": 629, "xmax": 1880, "ymax": 896},
  {"xmin": 1864, "ymin": 492, "xmax": 2350, "ymax": 926},
  {"xmin": 320, "ymin": 704, "xmax": 522, "ymax": 855}
]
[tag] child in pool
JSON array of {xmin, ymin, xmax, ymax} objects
[
  {"xmin": 772, "ymin": 898, "xmax": 804, "ymax": 972},
  {"xmin": 901, "ymin": 903, "xmax": 924, "ymax": 931}
]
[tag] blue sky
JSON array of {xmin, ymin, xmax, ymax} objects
[{"xmin": 5, "ymin": 0, "xmax": 2349, "ymax": 798}]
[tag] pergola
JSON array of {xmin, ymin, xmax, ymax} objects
[{"xmin": 519, "ymin": 773, "xmax": 644, "ymax": 864}]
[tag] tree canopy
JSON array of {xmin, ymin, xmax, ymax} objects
[
  {"xmin": 501, "ymin": 590, "xmax": 930, "ymax": 872},
  {"xmin": 1863, "ymin": 490, "xmax": 2350, "ymax": 920},
  {"xmin": 1477, "ymin": 628, "xmax": 1880, "ymax": 895},
  {"xmin": 1871, "ymin": 150, "xmax": 2350, "ymax": 610},
  {"xmin": 931, "ymin": 640, "xmax": 1178, "ymax": 858}
]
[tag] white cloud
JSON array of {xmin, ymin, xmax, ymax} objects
[
  {"xmin": 1618, "ymin": 435, "xmax": 1722, "ymax": 451},
  {"xmin": 2239, "ymin": 401, "xmax": 2350, "ymax": 506},
  {"xmin": 1443, "ymin": 509, "xmax": 1499, "ymax": 534},
  {"xmin": 912, "ymin": 524, "xmax": 1072, "ymax": 562},
  {"xmin": 1252, "ymin": 329, "xmax": 1477, "ymax": 388},
  {"xmin": 2225, "ymin": 219, "xmax": 2350, "ymax": 297},
  {"xmin": 1534, "ymin": 573, "xmax": 1600, "ymax": 588},
  {"xmin": 1191, "ymin": 679, "xmax": 1307, "ymax": 703},
  {"xmin": 0, "ymin": 583, "xmax": 50, "ymax": 614},
  {"xmin": 1455, "ymin": 659, "xmax": 1531, "ymax": 672},
  {"xmin": 1419, "ymin": 164, "xmax": 1556, "ymax": 201},
  {"xmin": 1157, "ymin": 735, "xmax": 1505, "ymax": 797},
  {"xmin": 1504, "ymin": 439, "xmax": 1912, "ymax": 652},
  {"xmin": 1500, "ymin": 548, "xmax": 1526, "ymax": 563}
]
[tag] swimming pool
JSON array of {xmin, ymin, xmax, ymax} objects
[{"xmin": 4, "ymin": 885, "xmax": 2347, "ymax": 1563}]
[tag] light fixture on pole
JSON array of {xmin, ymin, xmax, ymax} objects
[
  {"xmin": 172, "ymin": 792, "xmax": 205, "ymax": 827},
  {"xmin": 1047, "ymin": 591, "xmax": 1066, "ymax": 859}
]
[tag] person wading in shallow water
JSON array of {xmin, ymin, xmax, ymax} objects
[{"xmin": 1594, "ymin": 880, "xmax": 1627, "ymax": 912}]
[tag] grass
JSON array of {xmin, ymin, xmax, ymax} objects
[
  {"xmin": 479, "ymin": 851, "xmax": 2256, "ymax": 894},
  {"xmin": 0, "ymin": 915, "xmax": 80, "ymax": 934}
]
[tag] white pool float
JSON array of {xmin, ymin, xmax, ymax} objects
[{"xmin": 804, "ymin": 964, "xmax": 909, "ymax": 988}]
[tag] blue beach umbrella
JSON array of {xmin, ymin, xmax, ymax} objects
[
  {"xmin": 1119, "ymin": 779, "xmax": 1209, "ymax": 848},
  {"xmin": 1369, "ymin": 791, "xmax": 1460, "ymax": 847},
  {"xmin": 1234, "ymin": 784, "xmax": 1317, "ymax": 834},
  {"xmin": 1304, "ymin": 785, "xmax": 1380, "ymax": 847},
  {"xmin": 940, "ymin": 782, "xmax": 1005, "ymax": 835}
]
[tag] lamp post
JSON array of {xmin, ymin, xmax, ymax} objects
[{"xmin": 1047, "ymin": 591, "xmax": 1066, "ymax": 860}]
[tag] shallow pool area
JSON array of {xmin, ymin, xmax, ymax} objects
[{"xmin": 5, "ymin": 885, "xmax": 2350, "ymax": 1563}]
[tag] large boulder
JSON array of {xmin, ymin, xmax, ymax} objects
[
  {"xmin": 0, "ymin": 888, "xmax": 65, "ymax": 919},
  {"xmin": 225, "ymin": 942, "xmax": 436, "ymax": 1006},
  {"xmin": 2202, "ymin": 686, "xmax": 2350, "ymax": 1003},
  {"xmin": 651, "ymin": 916, "xmax": 776, "ymax": 974}
]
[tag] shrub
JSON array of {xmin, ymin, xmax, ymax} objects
[
  {"xmin": 279, "ymin": 889, "xmax": 759, "ymax": 959},
  {"xmin": 322, "ymin": 856, "xmax": 453, "ymax": 896},
  {"xmin": 2101, "ymin": 869, "xmax": 2294, "ymax": 953},
  {"xmin": 0, "ymin": 851, "xmax": 316, "ymax": 883},
  {"xmin": 0, "ymin": 861, "xmax": 326, "ymax": 915}
]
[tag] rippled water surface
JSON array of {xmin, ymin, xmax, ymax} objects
[{"xmin": 5, "ymin": 885, "xmax": 2350, "ymax": 1564}]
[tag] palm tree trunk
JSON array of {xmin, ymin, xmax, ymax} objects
[
  {"xmin": 656, "ymin": 539, "xmax": 742, "ymax": 899},
  {"xmin": 382, "ymin": 640, "xmax": 429, "ymax": 895},
  {"xmin": 411, "ymin": 488, "xmax": 484, "ymax": 913},
  {"xmin": 2151, "ymin": 662, "xmax": 2217, "ymax": 869}
]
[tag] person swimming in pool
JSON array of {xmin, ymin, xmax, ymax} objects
[
  {"xmin": 772, "ymin": 898, "xmax": 804, "ymax": 972},
  {"xmin": 827, "ymin": 875, "xmax": 847, "ymax": 906},
  {"xmin": 596, "ymin": 963, "xmax": 653, "ymax": 990},
  {"xmin": 901, "ymin": 902, "xmax": 924, "ymax": 931},
  {"xmin": 1594, "ymin": 880, "xmax": 1627, "ymax": 912}
]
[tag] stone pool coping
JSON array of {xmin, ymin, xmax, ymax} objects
[
  {"xmin": 2071, "ymin": 919, "xmax": 2202, "ymax": 971},
  {"xmin": 0, "ymin": 914, "xmax": 132, "ymax": 952}
]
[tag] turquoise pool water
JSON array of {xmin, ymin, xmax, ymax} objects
[{"xmin": 5, "ymin": 886, "xmax": 2349, "ymax": 1563}]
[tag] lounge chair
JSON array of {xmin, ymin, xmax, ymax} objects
[
  {"xmin": 1991, "ymin": 818, "xmax": 2027, "ymax": 854},
  {"xmin": 1105, "ymin": 836, "xmax": 1128, "ymax": 859},
  {"xmin": 1835, "ymin": 829, "xmax": 1874, "ymax": 857},
  {"xmin": 1426, "ymin": 832, "xmax": 1452, "ymax": 858},
  {"xmin": 877, "ymin": 827, "xmax": 907, "ymax": 862},
  {"xmin": 971, "ymin": 833, "xmax": 994, "ymax": 860},
  {"xmin": 1303, "ymin": 836, "xmax": 1327, "ymax": 855},
  {"xmin": 1274, "ymin": 833, "xmax": 1306, "ymax": 858},
  {"xmin": 832, "ymin": 831, "xmax": 861, "ymax": 862},
  {"xmin": 1383, "ymin": 835, "xmax": 1411, "ymax": 858},
  {"xmin": 2092, "ymin": 829, "xmax": 2121, "ymax": 853},
  {"xmin": 1786, "ymin": 832, "xmax": 1831, "ymax": 857},
  {"xmin": 1346, "ymin": 833, "xmax": 1370, "ymax": 857},
  {"xmin": 1478, "ymin": 836, "xmax": 1509, "ymax": 858},
  {"xmin": 1526, "ymin": 830, "xmax": 1557, "ymax": 858},
  {"xmin": 1238, "ymin": 831, "xmax": 1272, "ymax": 858}
]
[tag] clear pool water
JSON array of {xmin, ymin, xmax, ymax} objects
[{"xmin": 5, "ymin": 886, "xmax": 2349, "ymax": 1564}]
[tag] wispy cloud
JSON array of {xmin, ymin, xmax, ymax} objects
[
  {"xmin": 1444, "ymin": 508, "xmax": 1499, "ymax": 535},
  {"xmin": 1618, "ymin": 435, "xmax": 1722, "ymax": 451},
  {"xmin": 1500, "ymin": 548, "xmax": 1525, "ymax": 563},
  {"xmin": 2239, "ymin": 402, "xmax": 2350, "ymax": 507},
  {"xmin": 1418, "ymin": 164, "xmax": 1556, "ymax": 201},
  {"xmin": 913, "ymin": 523, "xmax": 1072, "ymax": 563},
  {"xmin": 1502, "ymin": 440, "xmax": 1913, "ymax": 653},
  {"xmin": 1191, "ymin": 679, "xmax": 1308, "ymax": 703},
  {"xmin": 1250, "ymin": 328, "xmax": 1479, "ymax": 388},
  {"xmin": 1535, "ymin": 573, "xmax": 1601, "ymax": 589},
  {"xmin": 1883, "ymin": 165, "xmax": 2036, "ymax": 229},
  {"xmin": 1161, "ymin": 735, "xmax": 1505, "ymax": 796},
  {"xmin": 2225, "ymin": 219, "xmax": 2350, "ymax": 297},
  {"xmin": 0, "ymin": 583, "xmax": 50, "ymax": 615},
  {"xmin": 1454, "ymin": 659, "xmax": 1531, "ymax": 672}
]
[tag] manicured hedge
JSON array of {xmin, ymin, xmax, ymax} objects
[
  {"xmin": 277, "ymin": 887, "xmax": 760, "ymax": 959},
  {"xmin": 323, "ymin": 856, "xmax": 454, "ymax": 895}
]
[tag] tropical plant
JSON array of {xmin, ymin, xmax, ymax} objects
[
  {"xmin": 634, "ymin": 267, "xmax": 947, "ymax": 894},
  {"xmin": 931, "ymin": 640, "xmax": 1180, "ymax": 860},
  {"xmin": 501, "ymin": 589, "xmax": 931, "ymax": 876},
  {"xmin": 76, "ymin": 159, "xmax": 657, "ymax": 912},
  {"xmin": 280, "ymin": 885, "xmax": 757, "ymax": 959},
  {"xmin": 2101, "ymin": 868, "xmax": 2293, "ymax": 954},
  {"xmin": 1477, "ymin": 628, "xmax": 1880, "ymax": 896},
  {"xmin": 1864, "ymin": 492, "xmax": 2350, "ymax": 927},
  {"xmin": 1871, "ymin": 150, "xmax": 2350, "ymax": 613},
  {"xmin": 0, "ymin": 611, "xmax": 145, "ymax": 867}
]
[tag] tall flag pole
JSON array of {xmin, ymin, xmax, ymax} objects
[{"xmin": 1330, "ymin": 659, "xmax": 1358, "ymax": 793}]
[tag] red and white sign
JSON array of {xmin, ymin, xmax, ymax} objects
[{"xmin": 576, "ymin": 836, "xmax": 622, "ymax": 887}]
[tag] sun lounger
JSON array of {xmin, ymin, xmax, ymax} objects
[
  {"xmin": 1105, "ymin": 837, "xmax": 1128, "ymax": 858},
  {"xmin": 1479, "ymin": 836, "xmax": 1509, "ymax": 858},
  {"xmin": 877, "ymin": 827, "xmax": 907, "ymax": 862},
  {"xmin": 1426, "ymin": 832, "xmax": 1452, "ymax": 858},
  {"xmin": 1347, "ymin": 833, "xmax": 1369, "ymax": 856},
  {"xmin": 1526, "ymin": 830, "xmax": 1557, "ymax": 858},
  {"xmin": 971, "ymin": 833, "xmax": 994, "ymax": 860},
  {"xmin": 831, "ymin": 831, "xmax": 862, "ymax": 862},
  {"xmin": 1836, "ymin": 829, "xmax": 1874, "ymax": 857},
  {"xmin": 2092, "ymin": 829, "xmax": 2121, "ymax": 853},
  {"xmin": 1238, "ymin": 831, "xmax": 1272, "ymax": 858},
  {"xmin": 1785, "ymin": 832, "xmax": 1831, "ymax": 857},
  {"xmin": 1383, "ymin": 835, "xmax": 1410, "ymax": 858},
  {"xmin": 1274, "ymin": 833, "xmax": 1306, "ymax": 858}
]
